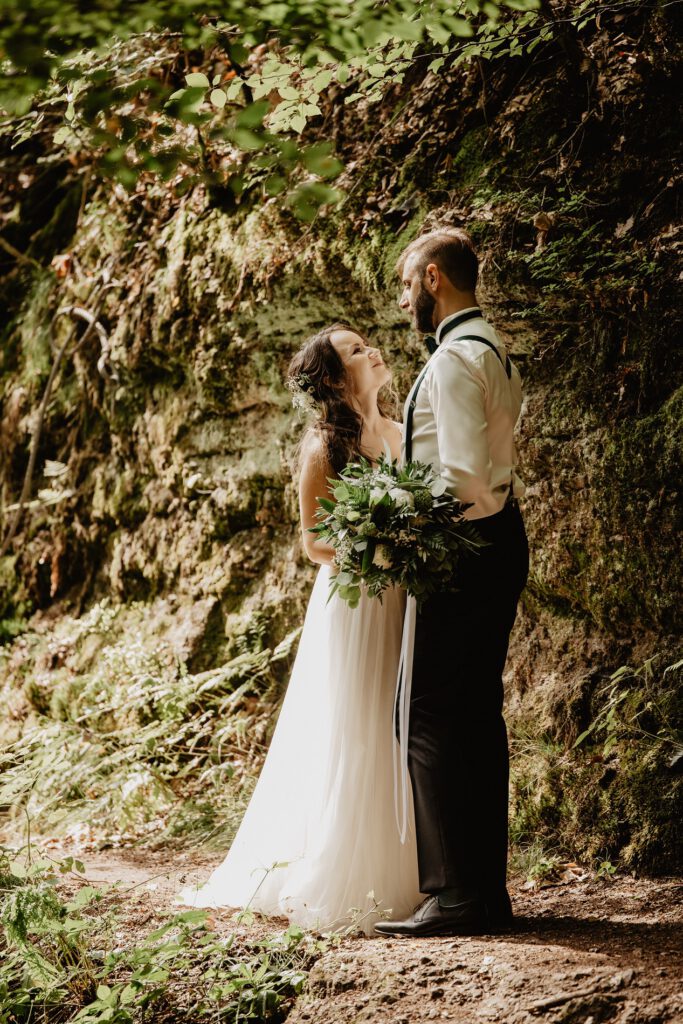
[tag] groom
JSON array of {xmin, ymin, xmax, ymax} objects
[{"xmin": 375, "ymin": 227, "xmax": 529, "ymax": 937}]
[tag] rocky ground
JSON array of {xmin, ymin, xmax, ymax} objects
[{"xmin": 46, "ymin": 844, "xmax": 683, "ymax": 1023}]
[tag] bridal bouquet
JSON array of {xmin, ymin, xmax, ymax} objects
[{"xmin": 310, "ymin": 455, "xmax": 485, "ymax": 609}]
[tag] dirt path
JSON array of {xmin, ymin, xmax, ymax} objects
[{"xmin": 48, "ymin": 846, "xmax": 682, "ymax": 1023}]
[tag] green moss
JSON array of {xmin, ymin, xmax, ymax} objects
[
  {"xmin": 509, "ymin": 749, "xmax": 569, "ymax": 846},
  {"xmin": 331, "ymin": 198, "xmax": 427, "ymax": 294},
  {"xmin": 591, "ymin": 389, "xmax": 683, "ymax": 632},
  {"xmin": 446, "ymin": 126, "xmax": 489, "ymax": 186},
  {"xmin": 0, "ymin": 555, "xmax": 32, "ymax": 643},
  {"xmin": 614, "ymin": 743, "xmax": 683, "ymax": 873},
  {"xmin": 378, "ymin": 207, "xmax": 427, "ymax": 288},
  {"xmin": 510, "ymin": 656, "xmax": 683, "ymax": 873},
  {"xmin": 15, "ymin": 272, "xmax": 56, "ymax": 387}
]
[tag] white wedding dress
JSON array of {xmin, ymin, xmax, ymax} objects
[{"xmin": 178, "ymin": 565, "xmax": 422, "ymax": 934}]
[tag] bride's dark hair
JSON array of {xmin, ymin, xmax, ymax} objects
[{"xmin": 287, "ymin": 322, "xmax": 395, "ymax": 476}]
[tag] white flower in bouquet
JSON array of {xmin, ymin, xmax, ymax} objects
[{"xmin": 388, "ymin": 487, "xmax": 414, "ymax": 509}]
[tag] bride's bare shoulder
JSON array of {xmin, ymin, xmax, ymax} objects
[{"xmin": 299, "ymin": 428, "xmax": 330, "ymax": 470}]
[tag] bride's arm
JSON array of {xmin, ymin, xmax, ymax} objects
[{"xmin": 298, "ymin": 434, "xmax": 336, "ymax": 566}]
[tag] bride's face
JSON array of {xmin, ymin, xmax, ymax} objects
[{"xmin": 329, "ymin": 329, "xmax": 391, "ymax": 399}]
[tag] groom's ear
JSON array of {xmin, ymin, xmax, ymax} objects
[{"xmin": 424, "ymin": 261, "xmax": 441, "ymax": 295}]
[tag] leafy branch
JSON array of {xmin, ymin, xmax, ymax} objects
[{"xmin": 573, "ymin": 656, "xmax": 683, "ymax": 763}]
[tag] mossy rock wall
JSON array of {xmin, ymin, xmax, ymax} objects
[{"xmin": 1, "ymin": 6, "xmax": 681, "ymax": 870}]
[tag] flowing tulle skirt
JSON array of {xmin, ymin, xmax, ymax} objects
[{"xmin": 178, "ymin": 566, "xmax": 421, "ymax": 933}]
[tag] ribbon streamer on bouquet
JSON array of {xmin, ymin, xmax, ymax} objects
[{"xmin": 393, "ymin": 593, "xmax": 417, "ymax": 844}]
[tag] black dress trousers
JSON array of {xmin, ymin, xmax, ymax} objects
[{"xmin": 407, "ymin": 501, "xmax": 529, "ymax": 910}]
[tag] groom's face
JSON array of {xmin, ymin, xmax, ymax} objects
[{"xmin": 399, "ymin": 254, "xmax": 437, "ymax": 334}]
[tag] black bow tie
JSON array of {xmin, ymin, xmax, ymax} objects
[{"xmin": 423, "ymin": 309, "xmax": 483, "ymax": 358}]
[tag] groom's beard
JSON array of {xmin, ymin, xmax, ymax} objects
[{"xmin": 414, "ymin": 283, "xmax": 437, "ymax": 334}]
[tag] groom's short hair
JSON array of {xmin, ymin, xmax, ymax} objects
[{"xmin": 397, "ymin": 227, "xmax": 478, "ymax": 291}]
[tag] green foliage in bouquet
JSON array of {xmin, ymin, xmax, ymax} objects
[{"xmin": 310, "ymin": 456, "xmax": 485, "ymax": 609}]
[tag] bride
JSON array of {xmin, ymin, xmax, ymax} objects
[{"xmin": 178, "ymin": 323, "xmax": 421, "ymax": 933}]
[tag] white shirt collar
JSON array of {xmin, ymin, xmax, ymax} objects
[{"xmin": 435, "ymin": 307, "xmax": 483, "ymax": 346}]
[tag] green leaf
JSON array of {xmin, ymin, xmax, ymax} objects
[
  {"xmin": 226, "ymin": 78, "xmax": 244, "ymax": 100},
  {"xmin": 120, "ymin": 984, "xmax": 138, "ymax": 1005},
  {"xmin": 96, "ymin": 985, "xmax": 112, "ymax": 1000},
  {"xmin": 289, "ymin": 181, "xmax": 343, "ymax": 219},
  {"xmin": 425, "ymin": 19, "xmax": 452, "ymax": 45},
  {"xmin": 233, "ymin": 128, "xmax": 265, "ymax": 150},
  {"xmin": 143, "ymin": 969, "xmax": 169, "ymax": 983},
  {"xmin": 230, "ymin": 42, "xmax": 249, "ymax": 64},
  {"xmin": 53, "ymin": 126, "xmax": 70, "ymax": 144},
  {"xmin": 361, "ymin": 540, "xmax": 376, "ymax": 573},
  {"xmin": 572, "ymin": 727, "xmax": 594, "ymax": 749},
  {"xmin": 166, "ymin": 86, "xmax": 205, "ymax": 117},
  {"xmin": 65, "ymin": 885, "xmax": 100, "ymax": 910},
  {"xmin": 228, "ymin": 173, "xmax": 244, "ymax": 195},
  {"xmin": 264, "ymin": 174, "xmax": 286, "ymax": 196},
  {"xmin": 236, "ymin": 99, "xmax": 269, "ymax": 128},
  {"xmin": 174, "ymin": 908, "xmax": 209, "ymax": 925},
  {"xmin": 185, "ymin": 72, "xmax": 210, "ymax": 88},
  {"xmin": 210, "ymin": 88, "xmax": 227, "ymax": 108},
  {"xmin": 443, "ymin": 14, "xmax": 474, "ymax": 37},
  {"xmin": 301, "ymin": 144, "xmax": 342, "ymax": 178},
  {"xmin": 312, "ymin": 69, "xmax": 333, "ymax": 90}
]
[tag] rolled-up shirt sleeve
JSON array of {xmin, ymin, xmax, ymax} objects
[{"xmin": 428, "ymin": 349, "xmax": 499, "ymax": 518}]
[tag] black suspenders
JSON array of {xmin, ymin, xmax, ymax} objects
[
  {"xmin": 404, "ymin": 362, "xmax": 432, "ymax": 463},
  {"xmin": 404, "ymin": 320, "xmax": 512, "ymax": 463},
  {"xmin": 459, "ymin": 334, "xmax": 512, "ymax": 379}
]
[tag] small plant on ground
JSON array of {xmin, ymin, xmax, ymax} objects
[{"xmin": 1, "ymin": 844, "xmax": 324, "ymax": 1024}]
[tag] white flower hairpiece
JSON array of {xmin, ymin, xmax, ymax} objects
[{"xmin": 286, "ymin": 372, "xmax": 319, "ymax": 416}]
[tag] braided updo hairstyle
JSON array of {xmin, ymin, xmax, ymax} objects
[{"xmin": 287, "ymin": 322, "xmax": 395, "ymax": 476}]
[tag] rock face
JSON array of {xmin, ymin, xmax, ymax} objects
[{"xmin": 0, "ymin": 7, "xmax": 681, "ymax": 870}]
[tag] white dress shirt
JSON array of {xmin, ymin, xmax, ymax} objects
[{"xmin": 403, "ymin": 308, "xmax": 525, "ymax": 521}]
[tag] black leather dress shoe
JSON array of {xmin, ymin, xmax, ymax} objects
[{"xmin": 374, "ymin": 896, "xmax": 489, "ymax": 937}]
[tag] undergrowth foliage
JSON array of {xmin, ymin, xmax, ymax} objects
[
  {"xmin": 509, "ymin": 654, "xmax": 683, "ymax": 873},
  {"xmin": 0, "ymin": 845, "xmax": 324, "ymax": 1023},
  {"xmin": 0, "ymin": 601, "xmax": 301, "ymax": 848}
]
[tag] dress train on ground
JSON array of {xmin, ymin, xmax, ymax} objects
[{"xmin": 178, "ymin": 566, "xmax": 421, "ymax": 934}]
